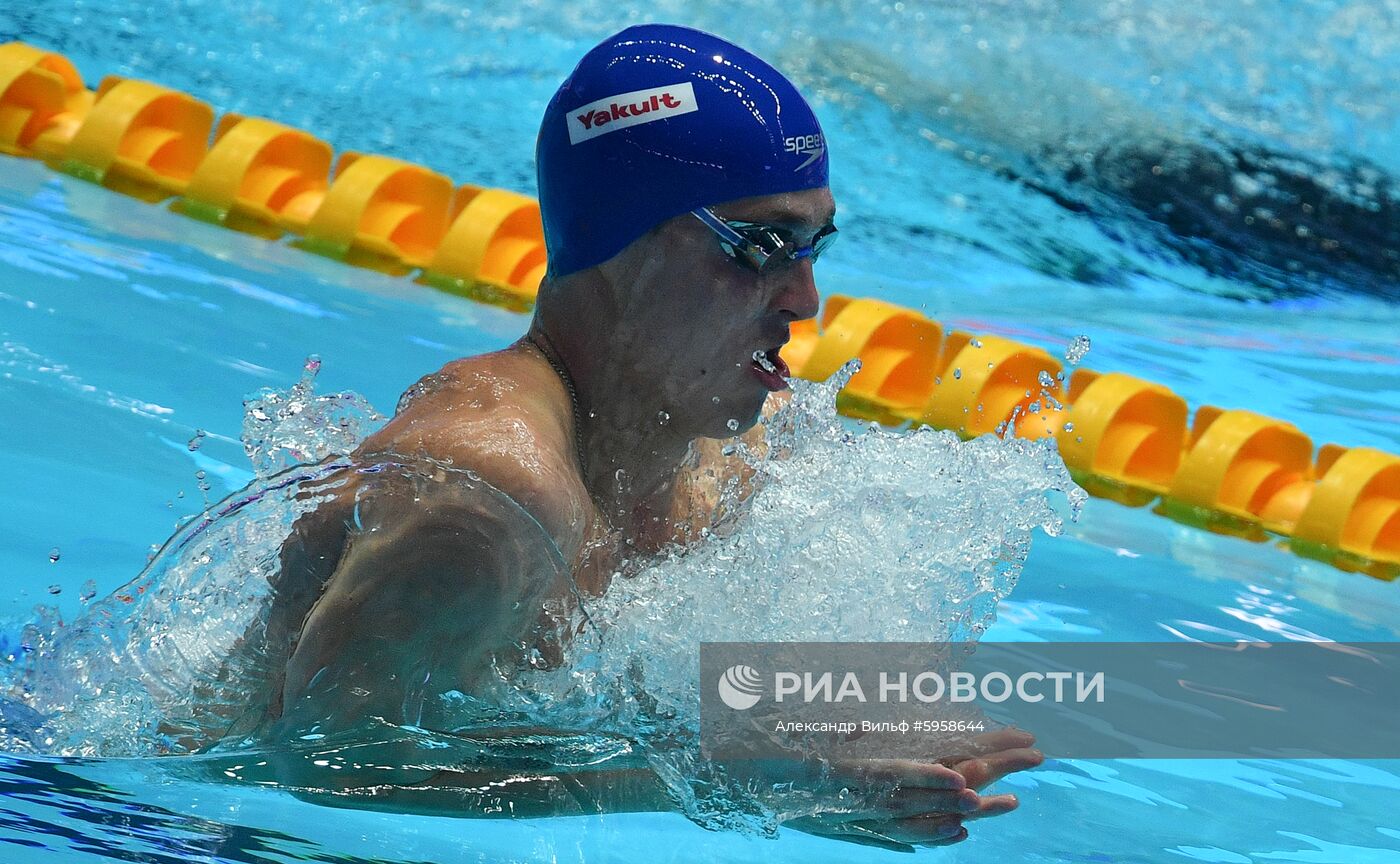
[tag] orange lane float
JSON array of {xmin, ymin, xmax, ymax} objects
[
  {"xmin": 1158, "ymin": 408, "xmax": 1315, "ymax": 540},
  {"xmin": 784, "ymin": 295, "xmax": 942, "ymax": 424},
  {"xmin": 1291, "ymin": 447, "xmax": 1400, "ymax": 580},
  {"xmin": 1, "ymin": 40, "xmax": 1396, "ymax": 578},
  {"xmin": 172, "ymin": 114, "xmax": 332, "ymax": 237},
  {"xmin": 1056, "ymin": 369, "xmax": 1188, "ymax": 506},
  {"xmin": 420, "ymin": 185, "xmax": 547, "ymax": 311},
  {"xmin": 293, "ymin": 152, "xmax": 453, "ymax": 273},
  {"xmin": 919, "ymin": 333, "xmax": 1066, "ymax": 439},
  {"xmin": 61, "ymin": 75, "xmax": 214, "ymax": 200},
  {"xmin": 0, "ymin": 42, "xmax": 94, "ymax": 160}
]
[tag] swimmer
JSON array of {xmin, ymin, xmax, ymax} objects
[{"xmin": 259, "ymin": 23, "xmax": 1041, "ymax": 848}]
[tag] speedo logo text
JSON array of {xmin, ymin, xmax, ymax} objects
[{"xmin": 785, "ymin": 133, "xmax": 825, "ymax": 171}]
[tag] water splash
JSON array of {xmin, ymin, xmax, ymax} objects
[
  {"xmin": 241, "ymin": 356, "xmax": 383, "ymax": 479},
  {"xmin": 1066, "ymin": 334, "xmax": 1092, "ymax": 365},
  {"xmin": 474, "ymin": 363, "xmax": 1084, "ymax": 831},
  {"xmin": 0, "ymin": 362, "xmax": 387, "ymax": 756},
  {"xmin": 0, "ymin": 360, "xmax": 1082, "ymax": 835}
]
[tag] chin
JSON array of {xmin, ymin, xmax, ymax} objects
[{"xmin": 706, "ymin": 394, "xmax": 765, "ymax": 438}]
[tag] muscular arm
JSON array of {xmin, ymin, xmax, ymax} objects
[{"xmin": 274, "ymin": 463, "xmax": 571, "ymax": 736}]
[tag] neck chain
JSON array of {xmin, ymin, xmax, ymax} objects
[{"xmin": 526, "ymin": 333, "xmax": 589, "ymax": 481}]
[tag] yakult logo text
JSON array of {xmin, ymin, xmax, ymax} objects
[{"xmin": 567, "ymin": 82, "xmax": 698, "ymax": 144}]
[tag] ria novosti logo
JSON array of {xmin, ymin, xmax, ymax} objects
[
  {"xmin": 717, "ymin": 664, "xmax": 764, "ymax": 710},
  {"xmin": 567, "ymin": 83, "xmax": 699, "ymax": 144}
]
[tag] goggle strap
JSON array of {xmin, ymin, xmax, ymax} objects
[{"xmin": 692, "ymin": 208, "xmax": 751, "ymax": 250}]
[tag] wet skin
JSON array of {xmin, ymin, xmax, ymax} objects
[{"xmin": 258, "ymin": 187, "xmax": 1041, "ymax": 847}]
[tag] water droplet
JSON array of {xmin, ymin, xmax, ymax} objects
[
  {"xmin": 47, "ymin": 584, "xmax": 61, "ymax": 595},
  {"xmin": 727, "ymin": 418, "xmax": 740, "ymax": 431},
  {"xmin": 969, "ymin": 338, "xmax": 983, "ymax": 348},
  {"xmin": 952, "ymin": 368, "xmax": 962, "ymax": 380},
  {"xmin": 79, "ymin": 580, "xmax": 97, "ymax": 602},
  {"xmin": 1065, "ymin": 335, "xmax": 1091, "ymax": 365},
  {"xmin": 47, "ymin": 547, "xmax": 60, "ymax": 564},
  {"xmin": 1037, "ymin": 370, "xmax": 1055, "ymax": 388},
  {"xmin": 186, "ymin": 429, "xmax": 207, "ymax": 451},
  {"xmin": 1063, "ymin": 421, "xmax": 1075, "ymax": 432},
  {"xmin": 194, "ymin": 470, "xmax": 207, "ymax": 480},
  {"xmin": 657, "ymin": 410, "xmax": 670, "ymax": 425},
  {"xmin": 712, "ymin": 396, "xmax": 721, "ymax": 405}
]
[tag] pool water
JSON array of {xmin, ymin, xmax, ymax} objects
[{"xmin": 2, "ymin": 0, "xmax": 1399, "ymax": 861}]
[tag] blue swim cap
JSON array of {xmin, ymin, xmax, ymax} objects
[{"xmin": 536, "ymin": 24, "xmax": 830, "ymax": 278}]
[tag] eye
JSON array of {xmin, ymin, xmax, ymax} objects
[{"xmin": 810, "ymin": 225, "xmax": 838, "ymax": 260}]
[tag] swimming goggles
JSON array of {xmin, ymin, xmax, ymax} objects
[{"xmin": 692, "ymin": 206, "xmax": 838, "ymax": 274}]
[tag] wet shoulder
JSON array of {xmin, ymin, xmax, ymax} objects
[{"xmin": 356, "ymin": 349, "xmax": 592, "ymax": 557}]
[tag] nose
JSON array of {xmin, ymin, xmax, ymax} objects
[{"xmin": 771, "ymin": 257, "xmax": 821, "ymax": 322}]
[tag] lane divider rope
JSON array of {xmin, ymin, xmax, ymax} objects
[{"xmin": 3, "ymin": 41, "xmax": 1395, "ymax": 579}]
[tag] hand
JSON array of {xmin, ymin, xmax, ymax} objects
[
  {"xmin": 784, "ymin": 728, "xmax": 1043, "ymax": 851},
  {"xmin": 939, "ymin": 726, "xmax": 1044, "ymax": 792}
]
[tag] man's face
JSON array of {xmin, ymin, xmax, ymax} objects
[{"xmin": 603, "ymin": 187, "xmax": 836, "ymax": 439}]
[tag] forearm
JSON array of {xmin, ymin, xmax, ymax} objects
[{"xmin": 271, "ymin": 757, "xmax": 673, "ymax": 819}]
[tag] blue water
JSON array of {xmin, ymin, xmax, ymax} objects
[{"xmin": 2, "ymin": 0, "xmax": 1399, "ymax": 861}]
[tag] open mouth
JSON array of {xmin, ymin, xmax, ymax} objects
[{"xmin": 750, "ymin": 346, "xmax": 791, "ymax": 391}]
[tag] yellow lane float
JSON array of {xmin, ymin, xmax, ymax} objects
[
  {"xmin": 420, "ymin": 186, "xmax": 546, "ymax": 312},
  {"xmin": 294, "ymin": 152, "xmax": 453, "ymax": 273},
  {"xmin": 919, "ymin": 333, "xmax": 1065, "ymax": 440},
  {"xmin": 172, "ymin": 114, "xmax": 333, "ymax": 236},
  {"xmin": 61, "ymin": 76, "xmax": 214, "ymax": 200},
  {"xmin": 1159, "ymin": 409, "xmax": 1315, "ymax": 540},
  {"xmin": 1291, "ymin": 448, "xmax": 1400, "ymax": 580},
  {"xmin": 0, "ymin": 42, "xmax": 93, "ymax": 160},
  {"xmin": 786, "ymin": 296, "xmax": 941, "ymax": 424},
  {"xmin": 1056, "ymin": 370, "xmax": 1188, "ymax": 507}
]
